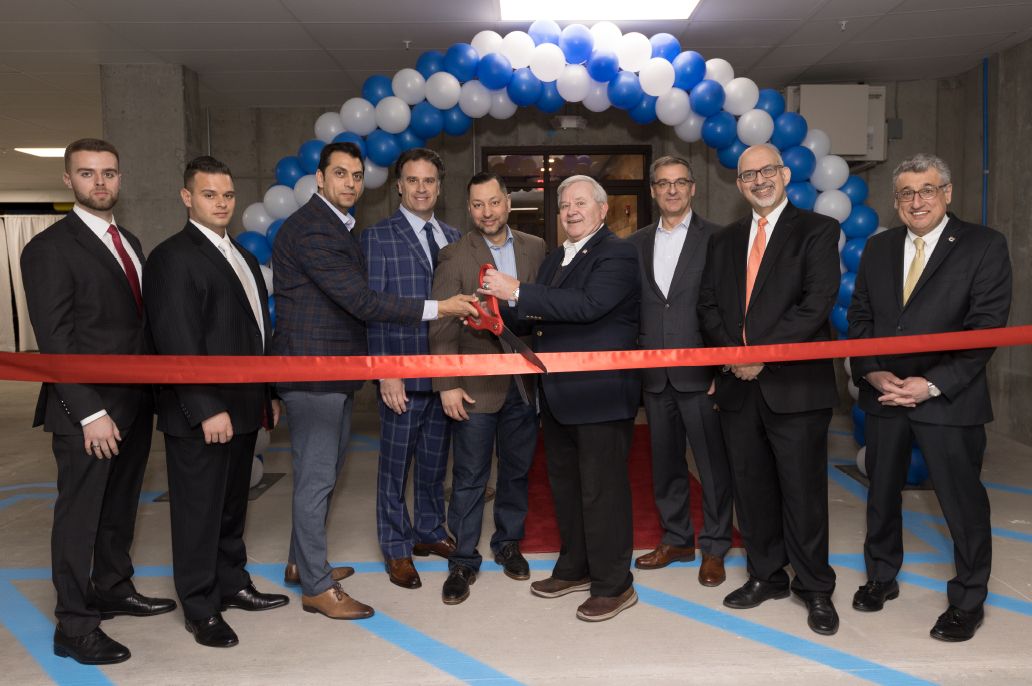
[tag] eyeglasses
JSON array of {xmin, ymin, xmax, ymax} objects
[
  {"xmin": 894, "ymin": 184, "xmax": 950, "ymax": 202},
  {"xmin": 737, "ymin": 165, "xmax": 783, "ymax": 183},
  {"xmin": 652, "ymin": 178, "xmax": 693, "ymax": 191}
]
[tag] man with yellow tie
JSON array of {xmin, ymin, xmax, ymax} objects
[{"xmin": 847, "ymin": 153, "xmax": 1012, "ymax": 642}]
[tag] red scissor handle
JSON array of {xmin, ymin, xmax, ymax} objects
[{"xmin": 467, "ymin": 263, "xmax": 504, "ymax": 335}]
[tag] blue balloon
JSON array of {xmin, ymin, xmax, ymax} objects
[
  {"xmin": 838, "ymin": 271, "xmax": 856, "ymax": 308},
  {"xmin": 756, "ymin": 88, "xmax": 786, "ymax": 118},
  {"xmin": 236, "ymin": 231, "xmax": 271, "ymax": 265},
  {"xmin": 854, "ymin": 422, "xmax": 866, "ymax": 447},
  {"xmin": 536, "ymin": 81, "xmax": 564, "ymax": 113},
  {"xmin": 274, "ymin": 156, "xmax": 304, "ymax": 187},
  {"xmin": 607, "ymin": 72, "xmax": 644, "ymax": 110},
  {"xmin": 672, "ymin": 51, "xmax": 706, "ymax": 90},
  {"xmin": 831, "ymin": 304, "xmax": 849, "ymax": 335},
  {"xmin": 851, "ymin": 404, "xmax": 866, "ymax": 435},
  {"xmin": 361, "ymin": 75, "xmax": 393, "ymax": 105},
  {"xmin": 443, "ymin": 43, "xmax": 479, "ymax": 82},
  {"xmin": 529, "ymin": 19, "xmax": 562, "ymax": 45},
  {"xmin": 297, "ymin": 139, "xmax": 325, "ymax": 175},
  {"xmin": 717, "ymin": 139, "xmax": 747, "ymax": 169},
  {"xmin": 559, "ymin": 24, "xmax": 594, "ymax": 64},
  {"xmin": 840, "ymin": 175, "xmax": 870, "ymax": 205},
  {"xmin": 586, "ymin": 49, "xmax": 620, "ymax": 83},
  {"xmin": 690, "ymin": 79, "xmax": 725, "ymax": 117},
  {"xmin": 841, "ymin": 237, "xmax": 866, "ymax": 272},
  {"xmin": 416, "ymin": 50, "xmax": 445, "ymax": 78},
  {"xmin": 629, "ymin": 95, "xmax": 658, "ymax": 124},
  {"xmin": 507, "ymin": 68, "xmax": 543, "ymax": 106},
  {"xmin": 442, "ymin": 105, "xmax": 472, "ymax": 136},
  {"xmin": 409, "ymin": 102, "xmax": 444, "ymax": 140},
  {"xmin": 395, "ymin": 128, "xmax": 426, "ymax": 153},
  {"xmin": 267, "ymin": 219, "xmax": 284, "ymax": 245},
  {"xmin": 906, "ymin": 447, "xmax": 929, "ymax": 486},
  {"xmin": 701, "ymin": 111, "xmax": 736, "ymax": 149},
  {"xmin": 365, "ymin": 129, "xmax": 401, "ymax": 167},
  {"xmin": 771, "ymin": 112, "xmax": 808, "ymax": 150},
  {"xmin": 782, "ymin": 145, "xmax": 817, "ymax": 182},
  {"xmin": 267, "ymin": 295, "xmax": 276, "ymax": 328},
  {"xmin": 650, "ymin": 33, "xmax": 681, "ymax": 62},
  {"xmin": 786, "ymin": 181, "xmax": 818, "ymax": 210},
  {"xmin": 843, "ymin": 205, "xmax": 879, "ymax": 239},
  {"xmin": 331, "ymin": 131, "xmax": 367, "ymax": 159},
  {"xmin": 476, "ymin": 52, "xmax": 513, "ymax": 90}
]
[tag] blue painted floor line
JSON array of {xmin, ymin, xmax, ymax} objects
[
  {"xmin": 0, "ymin": 482, "xmax": 56, "ymax": 492},
  {"xmin": 0, "ymin": 492, "xmax": 58, "ymax": 511},
  {"xmin": 983, "ymin": 481, "xmax": 1032, "ymax": 496}
]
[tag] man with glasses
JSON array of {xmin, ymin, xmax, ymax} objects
[
  {"xmin": 698, "ymin": 144, "xmax": 841, "ymax": 635},
  {"xmin": 847, "ymin": 153, "xmax": 1011, "ymax": 642},
  {"xmin": 628, "ymin": 155, "xmax": 732, "ymax": 587}
]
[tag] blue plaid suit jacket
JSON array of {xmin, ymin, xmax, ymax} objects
[{"xmin": 361, "ymin": 209, "xmax": 460, "ymax": 393}]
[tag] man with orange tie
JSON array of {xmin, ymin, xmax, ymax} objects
[{"xmin": 697, "ymin": 144, "xmax": 841, "ymax": 636}]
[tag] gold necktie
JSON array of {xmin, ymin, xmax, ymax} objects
[
  {"xmin": 221, "ymin": 238, "xmax": 264, "ymax": 338},
  {"xmin": 902, "ymin": 236, "xmax": 925, "ymax": 304}
]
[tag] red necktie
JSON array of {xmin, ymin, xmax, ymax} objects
[{"xmin": 107, "ymin": 225, "xmax": 143, "ymax": 316}]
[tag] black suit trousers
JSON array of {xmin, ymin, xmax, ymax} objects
[
  {"xmin": 864, "ymin": 414, "xmax": 990, "ymax": 611},
  {"xmin": 164, "ymin": 431, "xmax": 256, "ymax": 620},
  {"xmin": 50, "ymin": 410, "xmax": 152, "ymax": 636},
  {"xmin": 719, "ymin": 382, "xmax": 835, "ymax": 595}
]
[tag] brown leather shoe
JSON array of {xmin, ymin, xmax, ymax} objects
[
  {"xmin": 634, "ymin": 544, "xmax": 696, "ymax": 570},
  {"xmin": 283, "ymin": 563, "xmax": 355, "ymax": 586},
  {"xmin": 302, "ymin": 583, "xmax": 374, "ymax": 620},
  {"xmin": 412, "ymin": 537, "xmax": 456, "ymax": 559},
  {"xmin": 576, "ymin": 586, "xmax": 638, "ymax": 622},
  {"xmin": 698, "ymin": 553, "xmax": 726, "ymax": 587},
  {"xmin": 530, "ymin": 576, "xmax": 592, "ymax": 598},
  {"xmin": 386, "ymin": 557, "xmax": 422, "ymax": 589}
]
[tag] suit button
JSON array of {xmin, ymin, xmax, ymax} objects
[
  {"xmin": 535, "ymin": 331, "xmax": 543, "ymax": 336},
  {"xmin": 897, "ymin": 325, "xmax": 904, "ymax": 331},
  {"xmin": 665, "ymin": 304, "xmax": 670, "ymax": 309}
]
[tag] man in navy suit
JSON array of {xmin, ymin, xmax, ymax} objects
[
  {"xmin": 361, "ymin": 148, "xmax": 463, "ymax": 590},
  {"xmin": 272, "ymin": 143, "xmax": 475, "ymax": 615},
  {"xmin": 481, "ymin": 174, "xmax": 641, "ymax": 622},
  {"xmin": 848, "ymin": 153, "xmax": 1011, "ymax": 642}
]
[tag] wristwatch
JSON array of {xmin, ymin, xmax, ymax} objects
[
  {"xmin": 927, "ymin": 381, "xmax": 941, "ymax": 398},
  {"xmin": 512, "ymin": 286, "xmax": 520, "ymax": 302}
]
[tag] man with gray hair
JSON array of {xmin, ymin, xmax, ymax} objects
[{"xmin": 847, "ymin": 153, "xmax": 1011, "ymax": 642}]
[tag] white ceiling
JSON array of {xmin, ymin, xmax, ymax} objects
[{"xmin": 2, "ymin": 0, "xmax": 1032, "ymax": 191}]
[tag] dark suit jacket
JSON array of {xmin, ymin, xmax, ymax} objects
[
  {"xmin": 20, "ymin": 212, "xmax": 152, "ymax": 435},
  {"xmin": 847, "ymin": 215, "xmax": 1011, "ymax": 425},
  {"xmin": 429, "ymin": 227, "xmax": 547, "ymax": 413},
  {"xmin": 270, "ymin": 195, "xmax": 423, "ymax": 394},
  {"xmin": 697, "ymin": 202, "xmax": 840, "ymax": 413},
  {"xmin": 514, "ymin": 225, "xmax": 641, "ymax": 425},
  {"xmin": 143, "ymin": 223, "xmax": 272, "ymax": 438},
  {"xmin": 629, "ymin": 213, "xmax": 719, "ymax": 394}
]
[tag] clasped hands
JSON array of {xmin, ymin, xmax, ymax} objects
[{"xmin": 865, "ymin": 371, "xmax": 931, "ymax": 407}]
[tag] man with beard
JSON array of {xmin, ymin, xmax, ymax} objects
[{"xmin": 21, "ymin": 138, "xmax": 176, "ymax": 665}]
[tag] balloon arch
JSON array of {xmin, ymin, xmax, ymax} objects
[{"xmin": 235, "ymin": 19, "xmax": 925, "ymax": 483}]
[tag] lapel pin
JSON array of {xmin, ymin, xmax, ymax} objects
[{"xmin": 948, "ymin": 236, "xmax": 956, "ymax": 242}]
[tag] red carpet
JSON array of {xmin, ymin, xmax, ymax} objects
[{"xmin": 522, "ymin": 424, "xmax": 741, "ymax": 553}]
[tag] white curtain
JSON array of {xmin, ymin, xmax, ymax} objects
[{"xmin": 1, "ymin": 215, "xmax": 63, "ymax": 352}]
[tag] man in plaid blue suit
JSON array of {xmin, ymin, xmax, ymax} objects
[{"xmin": 361, "ymin": 148, "xmax": 462, "ymax": 589}]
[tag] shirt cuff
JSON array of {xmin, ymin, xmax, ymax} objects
[
  {"xmin": 80, "ymin": 409, "xmax": 108, "ymax": 427},
  {"xmin": 422, "ymin": 300, "xmax": 439, "ymax": 321}
]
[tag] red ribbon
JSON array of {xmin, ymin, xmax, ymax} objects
[{"xmin": 2, "ymin": 325, "xmax": 1030, "ymax": 384}]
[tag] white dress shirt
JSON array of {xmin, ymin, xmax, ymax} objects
[
  {"xmin": 191, "ymin": 220, "xmax": 265, "ymax": 344},
  {"xmin": 561, "ymin": 223, "xmax": 603, "ymax": 266},
  {"xmin": 398, "ymin": 205, "xmax": 443, "ymax": 321},
  {"xmin": 903, "ymin": 214, "xmax": 949, "ymax": 285},
  {"xmin": 746, "ymin": 197, "xmax": 788, "ymax": 263},
  {"xmin": 653, "ymin": 211, "xmax": 692, "ymax": 298}
]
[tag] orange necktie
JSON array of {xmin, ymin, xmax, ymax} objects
[{"xmin": 745, "ymin": 217, "xmax": 767, "ymax": 311}]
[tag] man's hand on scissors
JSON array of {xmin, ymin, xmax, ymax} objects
[
  {"xmin": 477, "ymin": 268, "xmax": 519, "ymax": 302},
  {"xmin": 438, "ymin": 293, "xmax": 478, "ymax": 318}
]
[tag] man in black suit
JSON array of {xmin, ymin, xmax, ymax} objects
[
  {"xmin": 144, "ymin": 156, "xmax": 288, "ymax": 648},
  {"xmin": 847, "ymin": 153, "xmax": 1011, "ymax": 642},
  {"xmin": 698, "ymin": 144, "xmax": 841, "ymax": 635},
  {"xmin": 21, "ymin": 138, "xmax": 176, "ymax": 665},
  {"xmin": 628, "ymin": 155, "xmax": 733, "ymax": 587},
  {"xmin": 480, "ymin": 174, "xmax": 641, "ymax": 622}
]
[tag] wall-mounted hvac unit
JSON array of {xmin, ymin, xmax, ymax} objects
[{"xmin": 785, "ymin": 84, "xmax": 887, "ymax": 162}]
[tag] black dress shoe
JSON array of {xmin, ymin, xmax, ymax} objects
[
  {"xmin": 494, "ymin": 542, "xmax": 530, "ymax": 581},
  {"xmin": 53, "ymin": 626, "xmax": 130, "ymax": 665},
  {"xmin": 930, "ymin": 605, "xmax": 984, "ymax": 642},
  {"xmin": 221, "ymin": 583, "xmax": 289, "ymax": 612},
  {"xmin": 852, "ymin": 580, "xmax": 899, "ymax": 612},
  {"xmin": 442, "ymin": 566, "xmax": 477, "ymax": 605},
  {"xmin": 723, "ymin": 578, "xmax": 790, "ymax": 609},
  {"xmin": 802, "ymin": 593, "xmax": 840, "ymax": 636},
  {"xmin": 97, "ymin": 591, "xmax": 177, "ymax": 619},
  {"xmin": 185, "ymin": 614, "xmax": 238, "ymax": 648}
]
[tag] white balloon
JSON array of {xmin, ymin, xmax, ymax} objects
[
  {"xmin": 847, "ymin": 379, "xmax": 860, "ymax": 401},
  {"xmin": 458, "ymin": 80, "xmax": 491, "ymax": 118},
  {"xmin": 250, "ymin": 456, "xmax": 265, "ymax": 488},
  {"xmin": 582, "ymin": 79, "xmax": 611, "ymax": 112},
  {"xmin": 254, "ymin": 428, "xmax": 271, "ymax": 456},
  {"xmin": 843, "ymin": 357, "xmax": 852, "ymax": 377},
  {"xmin": 313, "ymin": 111, "xmax": 344, "ymax": 143},
  {"xmin": 260, "ymin": 265, "xmax": 273, "ymax": 296},
  {"xmin": 471, "ymin": 30, "xmax": 503, "ymax": 59},
  {"xmin": 674, "ymin": 111, "xmax": 705, "ymax": 142},
  {"xmin": 556, "ymin": 64, "xmax": 591, "ymax": 102},
  {"xmin": 424, "ymin": 71, "xmax": 462, "ymax": 110},
  {"xmin": 590, "ymin": 21, "xmax": 623, "ymax": 53},
  {"xmin": 616, "ymin": 32, "xmax": 652, "ymax": 72},
  {"xmin": 374, "ymin": 96, "xmax": 411, "ymax": 134},
  {"xmin": 293, "ymin": 174, "xmax": 318, "ymax": 206},
  {"xmin": 501, "ymin": 31, "xmax": 536, "ymax": 69},
  {"xmin": 364, "ymin": 160, "xmax": 389, "ymax": 189},
  {"xmin": 655, "ymin": 88, "xmax": 691, "ymax": 126},
  {"xmin": 704, "ymin": 58, "xmax": 734, "ymax": 86},
  {"xmin": 838, "ymin": 229, "xmax": 847, "ymax": 252},
  {"xmin": 814, "ymin": 189, "xmax": 852, "ymax": 223},
  {"xmin": 489, "ymin": 88, "xmax": 518, "ymax": 119},
  {"xmin": 736, "ymin": 109, "xmax": 774, "ymax": 146},
  {"xmin": 530, "ymin": 43, "xmax": 566, "ymax": 83},
  {"xmin": 723, "ymin": 77, "xmax": 760, "ymax": 116},
  {"xmin": 241, "ymin": 202, "xmax": 274, "ymax": 234},
  {"xmin": 391, "ymin": 68, "xmax": 426, "ymax": 106},
  {"xmin": 856, "ymin": 446, "xmax": 867, "ymax": 476},
  {"xmin": 264, "ymin": 184, "xmax": 300, "ymax": 220},
  {"xmin": 874, "ymin": 225, "xmax": 889, "ymax": 235},
  {"xmin": 812, "ymin": 155, "xmax": 850, "ymax": 192},
  {"xmin": 639, "ymin": 57, "xmax": 675, "ymax": 96},
  {"xmin": 339, "ymin": 97, "xmax": 376, "ymax": 136},
  {"xmin": 802, "ymin": 128, "xmax": 832, "ymax": 160}
]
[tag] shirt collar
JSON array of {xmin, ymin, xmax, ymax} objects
[
  {"xmin": 483, "ymin": 226, "xmax": 513, "ymax": 250},
  {"xmin": 658, "ymin": 210, "xmax": 692, "ymax": 234},
  {"xmin": 315, "ymin": 192, "xmax": 356, "ymax": 231},
  {"xmin": 190, "ymin": 219, "xmax": 229, "ymax": 249},
  {"xmin": 399, "ymin": 204, "xmax": 436, "ymax": 233},
  {"xmin": 73, "ymin": 204, "xmax": 116, "ymax": 239},
  {"xmin": 907, "ymin": 214, "xmax": 949, "ymax": 248},
  {"xmin": 752, "ymin": 197, "xmax": 789, "ymax": 228},
  {"xmin": 563, "ymin": 223, "xmax": 603, "ymax": 253}
]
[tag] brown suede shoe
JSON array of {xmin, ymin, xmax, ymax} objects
[
  {"xmin": 698, "ymin": 553, "xmax": 726, "ymax": 587},
  {"xmin": 634, "ymin": 544, "xmax": 696, "ymax": 570},
  {"xmin": 284, "ymin": 563, "xmax": 355, "ymax": 586},
  {"xmin": 530, "ymin": 576, "xmax": 592, "ymax": 598},
  {"xmin": 576, "ymin": 586, "xmax": 638, "ymax": 622},
  {"xmin": 412, "ymin": 537, "xmax": 457, "ymax": 559},
  {"xmin": 302, "ymin": 583, "xmax": 374, "ymax": 620},
  {"xmin": 386, "ymin": 557, "xmax": 422, "ymax": 589}
]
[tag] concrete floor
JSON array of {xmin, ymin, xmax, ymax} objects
[{"xmin": 1, "ymin": 379, "xmax": 1030, "ymax": 685}]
